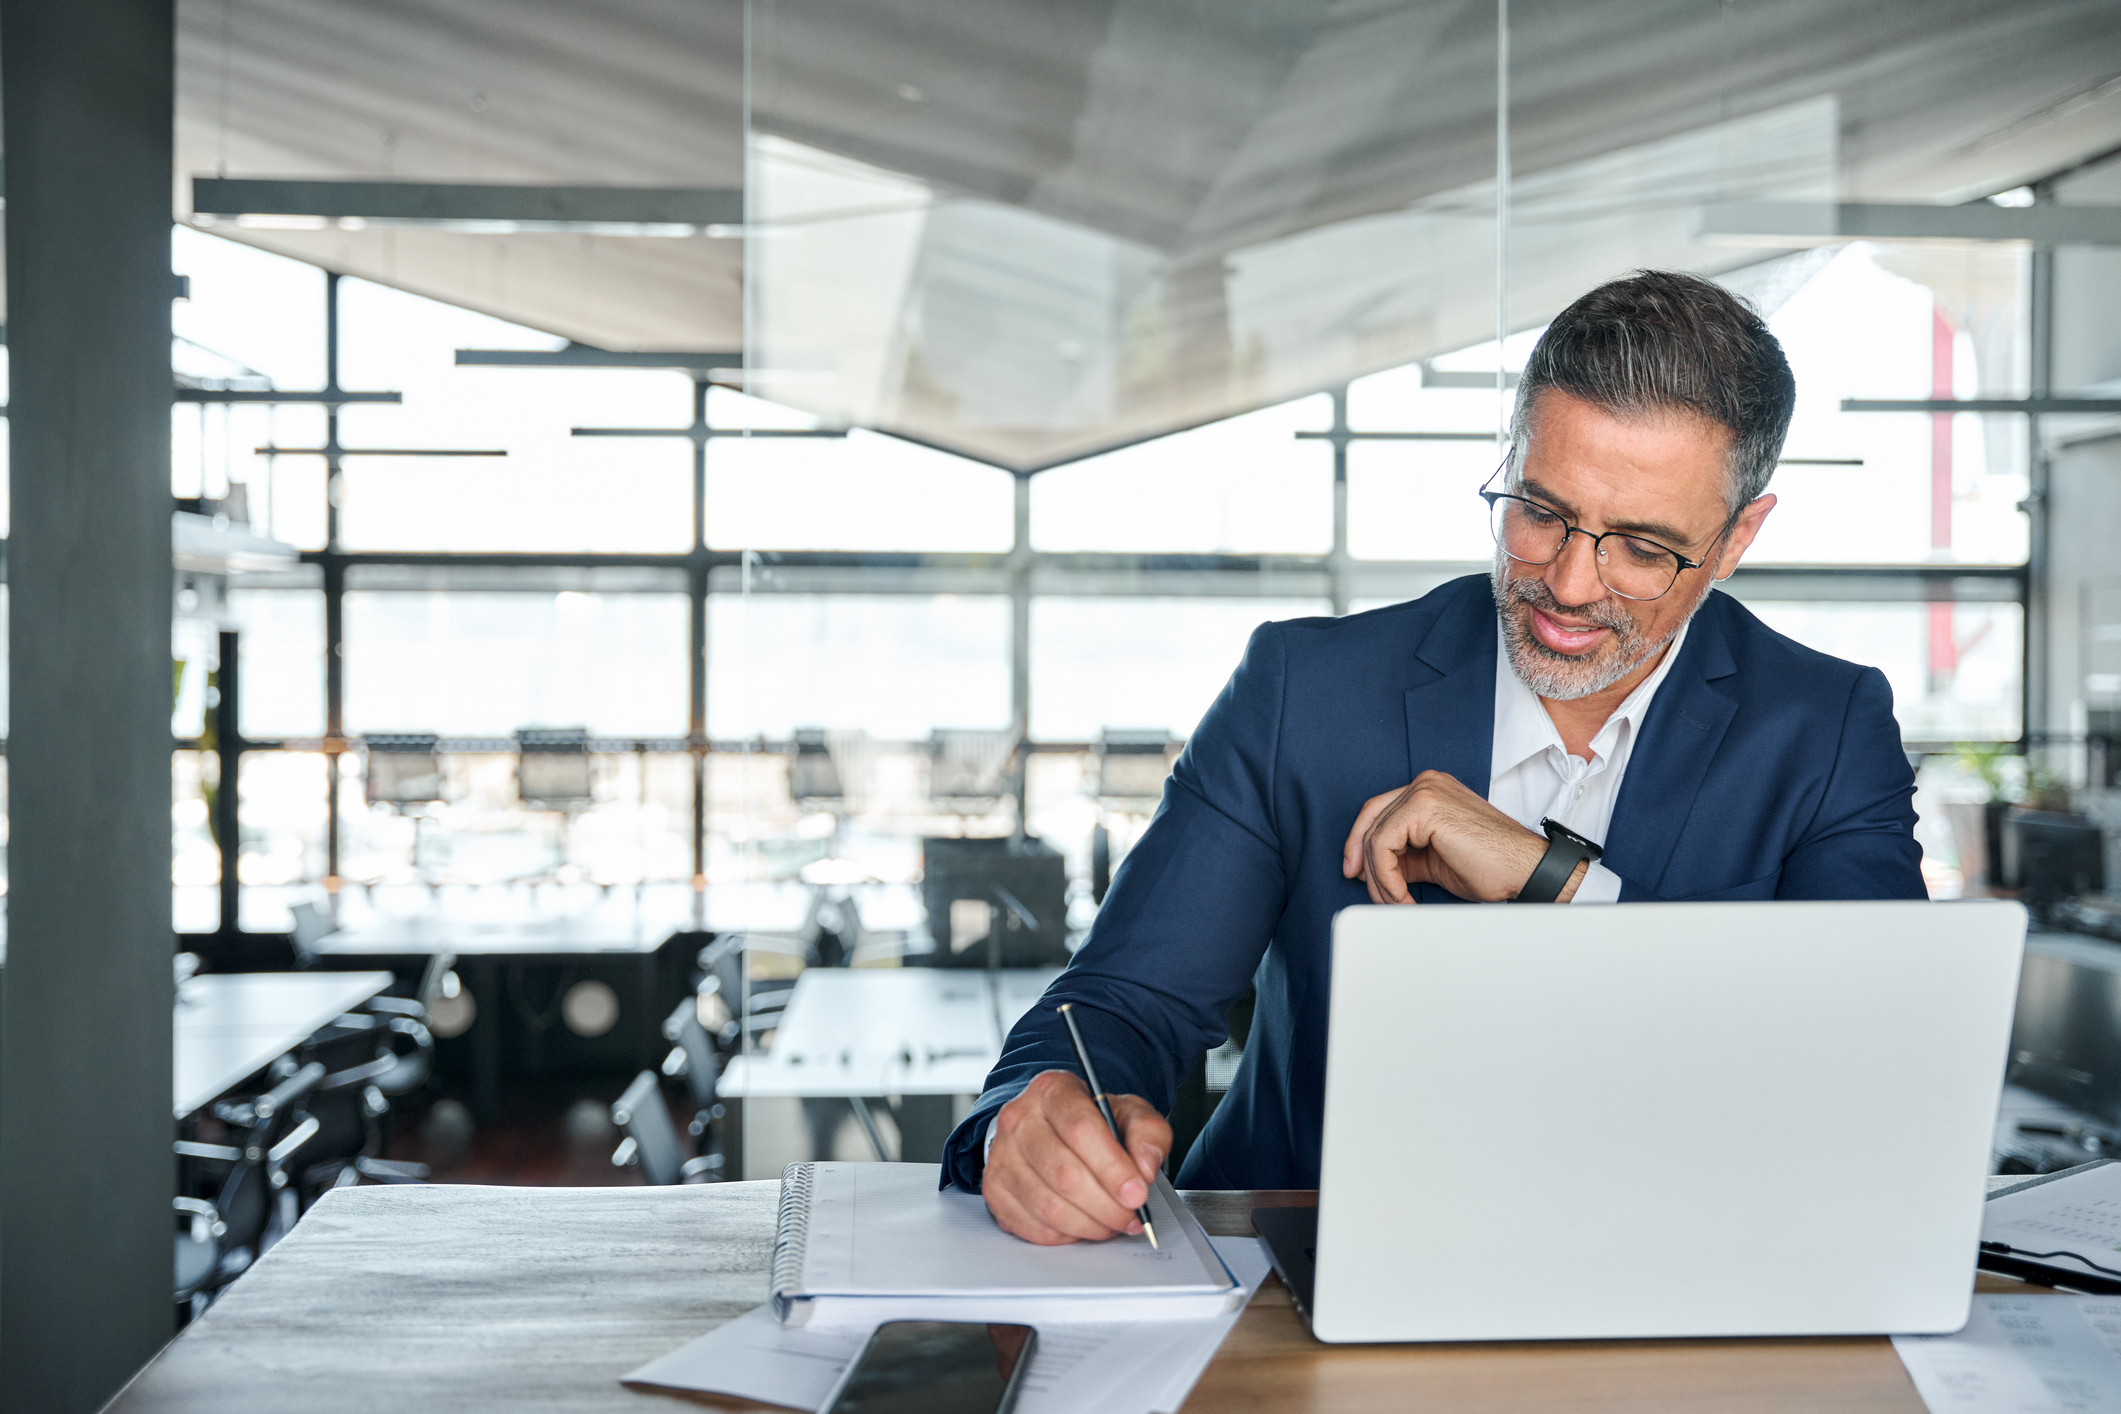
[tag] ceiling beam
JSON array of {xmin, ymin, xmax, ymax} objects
[
  {"xmin": 456, "ymin": 344, "xmax": 742, "ymax": 372},
  {"xmin": 1842, "ymin": 398, "xmax": 2121, "ymax": 414},
  {"xmin": 1698, "ymin": 201, "xmax": 2121, "ymax": 245},
  {"xmin": 191, "ymin": 177, "xmax": 743, "ymax": 232}
]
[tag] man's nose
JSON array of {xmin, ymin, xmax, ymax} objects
[{"xmin": 1544, "ymin": 529, "xmax": 1607, "ymax": 607}]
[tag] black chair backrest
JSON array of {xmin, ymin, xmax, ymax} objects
[
  {"xmin": 304, "ymin": 1014, "xmax": 391, "ymax": 1086},
  {"xmin": 218, "ymin": 1062, "xmax": 324, "ymax": 1250},
  {"xmin": 288, "ymin": 901, "xmax": 337, "ymax": 962},
  {"xmin": 662, "ymin": 998, "xmax": 720, "ymax": 1113},
  {"xmin": 612, "ymin": 1071, "xmax": 686, "ymax": 1186}
]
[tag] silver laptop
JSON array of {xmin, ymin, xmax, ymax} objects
[{"xmin": 1254, "ymin": 899, "xmax": 2026, "ymax": 1343}]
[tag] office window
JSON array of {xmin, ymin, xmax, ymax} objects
[
  {"xmin": 1032, "ymin": 397, "xmax": 1335, "ymax": 555},
  {"xmin": 226, "ymin": 586, "xmax": 326, "ymax": 739},
  {"xmin": 238, "ymin": 753, "xmax": 329, "ymax": 886},
  {"xmin": 172, "ymin": 226, "xmax": 328, "ymax": 389},
  {"xmin": 332, "ymin": 281, "xmax": 697, "ymax": 554},
  {"xmin": 1030, "ymin": 598, "xmax": 1331, "ymax": 740},
  {"xmin": 1345, "ymin": 440, "xmax": 1500, "ymax": 563},
  {"xmin": 707, "ymin": 427, "xmax": 1013, "ymax": 552},
  {"xmin": 709, "ymin": 594, "xmax": 1010, "ymax": 739},
  {"xmin": 339, "ymin": 750, "xmax": 696, "ymax": 889},
  {"xmin": 1743, "ymin": 601, "xmax": 2022, "ymax": 742},
  {"xmin": 342, "ymin": 590, "xmax": 690, "ymax": 738},
  {"xmin": 336, "ymin": 445, "xmax": 694, "ymax": 554}
]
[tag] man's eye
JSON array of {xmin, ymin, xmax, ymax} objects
[
  {"xmin": 1519, "ymin": 503, "xmax": 1562, "ymax": 526},
  {"xmin": 1620, "ymin": 536, "xmax": 1673, "ymax": 566}
]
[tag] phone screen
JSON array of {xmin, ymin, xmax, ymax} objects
[{"xmin": 820, "ymin": 1320, "xmax": 1038, "ymax": 1414}]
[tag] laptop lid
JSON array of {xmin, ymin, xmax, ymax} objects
[{"xmin": 1311, "ymin": 899, "xmax": 2025, "ymax": 1344}]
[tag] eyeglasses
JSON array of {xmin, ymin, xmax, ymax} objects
[{"xmin": 1479, "ymin": 470, "xmax": 1716, "ymax": 603}]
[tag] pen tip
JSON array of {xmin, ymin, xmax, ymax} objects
[{"xmin": 1143, "ymin": 1221, "xmax": 1158, "ymax": 1249}]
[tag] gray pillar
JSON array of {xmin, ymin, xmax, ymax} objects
[{"xmin": 0, "ymin": 1, "xmax": 177, "ymax": 1408}]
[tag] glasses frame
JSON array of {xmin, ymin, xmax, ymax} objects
[{"xmin": 1478, "ymin": 468, "xmax": 1721, "ymax": 603}]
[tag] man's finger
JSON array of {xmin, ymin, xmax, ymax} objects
[
  {"xmin": 1054, "ymin": 1100, "xmax": 1152, "ymax": 1215},
  {"xmin": 1341, "ymin": 792, "xmax": 1398, "ymax": 877},
  {"xmin": 1005, "ymin": 1128, "xmax": 1132, "ymax": 1240},
  {"xmin": 1113, "ymin": 1098, "xmax": 1172, "ymax": 1185},
  {"xmin": 983, "ymin": 1168, "xmax": 1085, "ymax": 1246},
  {"xmin": 1364, "ymin": 810, "xmax": 1415, "ymax": 904}
]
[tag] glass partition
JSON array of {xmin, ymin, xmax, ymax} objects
[{"xmin": 137, "ymin": 1, "xmax": 2053, "ymax": 1186}]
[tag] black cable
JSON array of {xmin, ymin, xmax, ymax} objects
[{"xmin": 1981, "ymin": 1241, "xmax": 2121, "ymax": 1279}]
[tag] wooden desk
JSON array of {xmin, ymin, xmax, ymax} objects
[{"xmin": 109, "ymin": 1181, "xmax": 2016, "ymax": 1413}]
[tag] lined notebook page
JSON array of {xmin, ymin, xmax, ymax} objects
[{"xmin": 795, "ymin": 1163, "xmax": 1230, "ymax": 1297}]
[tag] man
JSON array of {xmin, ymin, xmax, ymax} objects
[{"xmin": 944, "ymin": 270, "xmax": 1925, "ymax": 1246}]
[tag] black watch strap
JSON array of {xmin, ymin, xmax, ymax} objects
[{"xmin": 1513, "ymin": 817, "xmax": 1603, "ymax": 904}]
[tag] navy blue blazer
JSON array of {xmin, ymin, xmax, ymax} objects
[{"xmin": 941, "ymin": 575, "xmax": 1925, "ymax": 1192}]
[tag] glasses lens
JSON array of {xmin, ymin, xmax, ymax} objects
[
  {"xmin": 1491, "ymin": 496, "xmax": 1566, "ymax": 565},
  {"xmin": 1595, "ymin": 534, "xmax": 1682, "ymax": 600}
]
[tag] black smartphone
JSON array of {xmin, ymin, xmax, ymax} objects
[{"xmin": 817, "ymin": 1320, "xmax": 1038, "ymax": 1414}]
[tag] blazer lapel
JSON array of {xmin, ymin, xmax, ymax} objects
[
  {"xmin": 1600, "ymin": 598, "xmax": 1740, "ymax": 896},
  {"xmin": 1403, "ymin": 590, "xmax": 1499, "ymax": 798}
]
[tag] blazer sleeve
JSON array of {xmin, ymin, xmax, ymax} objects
[
  {"xmin": 1775, "ymin": 665, "xmax": 1927, "ymax": 900},
  {"xmin": 938, "ymin": 623, "xmax": 1295, "ymax": 1190}
]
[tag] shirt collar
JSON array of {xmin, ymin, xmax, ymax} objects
[{"xmin": 1491, "ymin": 616, "xmax": 1692, "ymax": 776}]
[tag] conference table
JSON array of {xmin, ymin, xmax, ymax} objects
[
  {"xmin": 173, "ymin": 972, "xmax": 395, "ymax": 1118},
  {"xmin": 718, "ymin": 966, "xmax": 1064, "ymax": 1099},
  {"xmin": 106, "ymin": 1178, "xmax": 2029, "ymax": 1412},
  {"xmin": 716, "ymin": 966, "xmax": 1063, "ymax": 1164},
  {"xmin": 311, "ymin": 889, "xmax": 708, "ymax": 1119}
]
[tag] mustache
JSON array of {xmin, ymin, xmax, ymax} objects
[{"xmin": 1501, "ymin": 571, "xmax": 1636, "ymax": 635}]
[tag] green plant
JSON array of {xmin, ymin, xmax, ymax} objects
[{"xmin": 1953, "ymin": 742, "xmax": 2012, "ymax": 802}]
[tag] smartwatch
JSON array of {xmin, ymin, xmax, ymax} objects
[{"xmin": 1513, "ymin": 817, "xmax": 1602, "ymax": 903}]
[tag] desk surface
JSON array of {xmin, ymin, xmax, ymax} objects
[
  {"xmin": 316, "ymin": 907, "xmax": 689, "ymax": 957},
  {"xmin": 719, "ymin": 967, "xmax": 1063, "ymax": 1097},
  {"xmin": 107, "ymin": 1179, "xmax": 2023, "ymax": 1413},
  {"xmin": 173, "ymin": 972, "xmax": 393, "ymax": 1118}
]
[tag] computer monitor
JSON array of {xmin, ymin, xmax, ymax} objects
[
  {"xmin": 917, "ymin": 836, "xmax": 1070, "ymax": 968},
  {"xmin": 2002, "ymin": 808, "xmax": 2105, "ymax": 918}
]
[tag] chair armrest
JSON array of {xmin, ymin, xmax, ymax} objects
[
  {"xmin": 174, "ymin": 1195, "xmax": 227, "ymax": 1242},
  {"xmin": 267, "ymin": 1114, "xmax": 322, "ymax": 1165},
  {"xmin": 174, "ymin": 1140, "xmax": 243, "ymax": 1163}
]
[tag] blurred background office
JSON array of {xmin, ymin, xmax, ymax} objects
[{"xmin": 6, "ymin": 1, "xmax": 2121, "ymax": 1409}]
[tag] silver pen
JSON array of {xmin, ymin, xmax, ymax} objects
[{"xmin": 1056, "ymin": 1002, "xmax": 1158, "ymax": 1248}]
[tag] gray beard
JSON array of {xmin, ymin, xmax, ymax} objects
[{"xmin": 1490, "ymin": 555, "xmax": 1692, "ymax": 701}]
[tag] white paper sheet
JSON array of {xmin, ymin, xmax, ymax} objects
[
  {"xmin": 623, "ymin": 1235, "xmax": 1273, "ymax": 1414},
  {"xmin": 1982, "ymin": 1166, "xmax": 2121, "ymax": 1285},
  {"xmin": 1892, "ymin": 1295, "xmax": 2121, "ymax": 1413}
]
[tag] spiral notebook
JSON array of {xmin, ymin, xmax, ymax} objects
[{"xmin": 770, "ymin": 1162, "xmax": 1243, "ymax": 1327}]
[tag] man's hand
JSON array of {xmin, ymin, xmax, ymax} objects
[
  {"xmin": 1341, "ymin": 770, "xmax": 1585, "ymax": 904},
  {"xmin": 983, "ymin": 1070, "xmax": 1170, "ymax": 1246}
]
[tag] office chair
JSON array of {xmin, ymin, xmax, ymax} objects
[
  {"xmin": 174, "ymin": 1061, "xmax": 325, "ymax": 1310},
  {"xmin": 610, "ymin": 1071, "xmax": 721, "ymax": 1185},
  {"xmin": 361, "ymin": 952, "xmax": 452, "ymax": 1101},
  {"xmin": 289, "ymin": 1013, "xmax": 430, "ymax": 1199},
  {"xmin": 287, "ymin": 899, "xmax": 338, "ymax": 965},
  {"xmin": 660, "ymin": 996, "xmax": 727, "ymax": 1176},
  {"xmin": 174, "ymin": 1196, "xmax": 226, "ymax": 1315}
]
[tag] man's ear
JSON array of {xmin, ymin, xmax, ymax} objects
[{"xmin": 1712, "ymin": 493, "xmax": 1776, "ymax": 581}]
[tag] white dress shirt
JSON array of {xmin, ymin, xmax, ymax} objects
[{"xmin": 1486, "ymin": 619, "xmax": 1690, "ymax": 903}]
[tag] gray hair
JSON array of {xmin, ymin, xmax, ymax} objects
[{"xmin": 1508, "ymin": 270, "xmax": 1796, "ymax": 517}]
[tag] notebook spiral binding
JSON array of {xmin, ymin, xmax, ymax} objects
[{"xmin": 770, "ymin": 1162, "xmax": 816, "ymax": 1322}]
